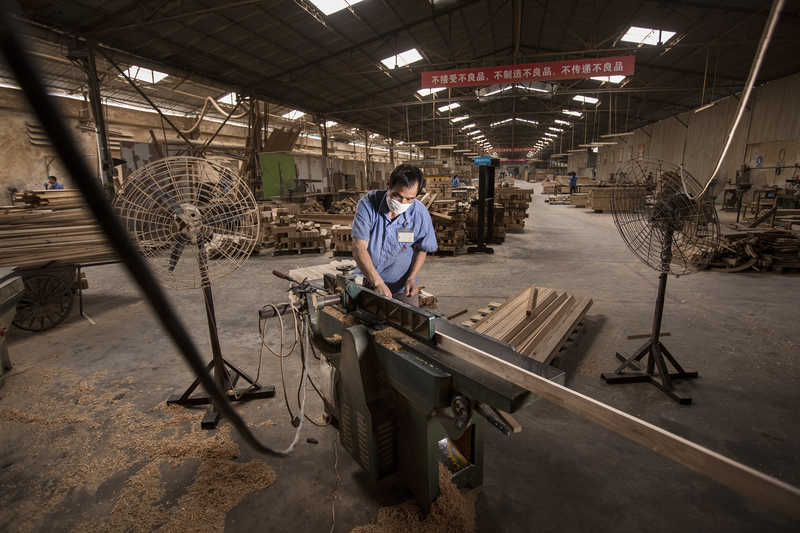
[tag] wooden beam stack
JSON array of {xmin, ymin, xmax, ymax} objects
[
  {"xmin": 710, "ymin": 228, "xmax": 800, "ymax": 273},
  {"xmin": 495, "ymin": 184, "xmax": 533, "ymax": 232},
  {"xmin": 331, "ymin": 224, "xmax": 353, "ymax": 256},
  {"xmin": 0, "ymin": 189, "xmax": 115, "ymax": 268},
  {"xmin": 466, "ymin": 285, "xmax": 592, "ymax": 365}
]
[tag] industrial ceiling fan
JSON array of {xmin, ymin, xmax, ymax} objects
[
  {"xmin": 115, "ymin": 156, "xmax": 274, "ymax": 428},
  {"xmin": 601, "ymin": 159, "xmax": 719, "ymax": 404}
]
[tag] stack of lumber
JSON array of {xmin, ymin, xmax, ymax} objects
[
  {"xmin": 426, "ymin": 176, "xmax": 453, "ymax": 200},
  {"xmin": 465, "ymin": 285, "xmax": 593, "ymax": 364},
  {"xmin": 541, "ymin": 181, "xmax": 561, "ymax": 195},
  {"xmin": 773, "ymin": 209, "xmax": 800, "ymax": 230},
  {"xmin": 430, "ymin": 200, "xmax": 469, "ymax": 255},
  {"xmin": 273, "ymin": 218, "xmax": 325, "ymax": 255},
  {"xmin": 710, "ymin": 228, "xmax": 800, "ymax": 273},
  {"xmin": 451, "ymin": 187, "xmax": 475, "ymax": 203},
  {"xmin": 328, "ymin": 196, "xmax": 359, "ymax": 214},
  {"xmin": 331, "ymin": 224, "xmax": 353, "ymax": 256},
  {"xmin": 570, "ymin": 193, "xmax": 589, "ymax": 208},
  {"xmin": 466, "ymin": 203, "xmax": 505, "ymax": 244},
  {"xmin": 418, "ymin": 289, "xmax": 437, "ymax": 308},
  {"xmin": 587, "ymin": 186, "xmax": 646, "ymax": 212},
  {"xmin": 546, "ymin": 194, "xmax": 572, "ymax": 205},
  {"xmin": 495, "ymin": 184, "xmax": 533, "ymax": 232},
  {"xmin": 0, "ymin": 190, "xmax": 115, "ymax": 268},
  {"xmin": 301, "ymin": 198, "xmax": 326, "ymax": 213},
  {"xmin": 255, "ymin": 204, "xmax": 276, "ymax": 251}
]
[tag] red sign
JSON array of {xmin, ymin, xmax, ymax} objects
[
  {"xmin": 493, "ymin": 147, "xmax": 539, "ymax": 153},
  {"xmin": 500, "ymin": 159, "xmax": 528, "ymax": 162},
  {"xmin": 421, "ymin": 56, "xmax": 635, "ymax": 89}
]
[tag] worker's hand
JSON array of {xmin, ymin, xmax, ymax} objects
[
  {"xmin": 404, "ymin": 279, "xmax": 419, "ymax": 297},
  {"xmin": 374, "ymin": 280, "xmax": 392, "ymax": 298}
]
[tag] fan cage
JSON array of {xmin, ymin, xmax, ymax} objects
[
  {"xmin": 610, "ymin": 159, "xmax": 719, "ymax": 276},
  {"xmin": 114, "ymin": 157, "xmax": 260, "ymax": 289}
]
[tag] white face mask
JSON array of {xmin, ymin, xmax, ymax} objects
[{"xmin": 386, "ymin": 191, "xmax": 412, "ymax": 215}]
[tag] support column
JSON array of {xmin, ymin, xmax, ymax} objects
[
  {"xmin": 77, "ymin": 43, "xmax": 114, "ymax": 189},
  {"xmin": 363, "ymin": 129, "xmax": 370, "ymax": 189},
  {"xmin": 318, "ymin": 120, "xmax": 329, "ymax": 191}
]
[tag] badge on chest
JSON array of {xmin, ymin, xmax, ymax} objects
[{"xmin": 397, "ymin": 230, "xmax": 414, "ymax": 243}]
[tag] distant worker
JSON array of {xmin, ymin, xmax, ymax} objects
[
  {"xmin": 568, "ymin": 171, "xmax": 578, "ymax": 194},
  {"xmin": 44, "ymin": 175, "xmax": 64, "ymax": 190},
  {"xmin": 452, "ymin": 175, "xmax": 460, "ymax": 188},
  {"xmin": 351, "ymin": 164, "xmax": 438, "ymax": 306}
]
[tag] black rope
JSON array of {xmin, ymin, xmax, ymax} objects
[{"xmin": 0, "ymin": 4, "xmax": 290, "ymax": 457}]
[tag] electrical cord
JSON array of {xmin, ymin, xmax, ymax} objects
[{"xmin": 0, "ymin": 8, "xmax": 300, "ymax": 457}]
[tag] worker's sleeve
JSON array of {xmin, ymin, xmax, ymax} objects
[
  {"xmin": 351, "ymin": 196, "xmax": 374, "ymax": 242},
  {"xmin": 414, "ymin": 207, "xmax": 438, "ymax": 253}
]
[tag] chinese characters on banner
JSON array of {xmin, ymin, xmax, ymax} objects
[{"xmin": 420, "ymin": 56, "xmax": 635, "ymax": 89}]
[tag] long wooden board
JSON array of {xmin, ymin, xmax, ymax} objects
[{"xmin": 434, "ymin": 332, "xmax": 800, "ymax": 520}]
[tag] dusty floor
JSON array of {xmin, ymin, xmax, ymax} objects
[{"xmin": 1, "ymin": 181, "xmax": 799, "ymax": 532}]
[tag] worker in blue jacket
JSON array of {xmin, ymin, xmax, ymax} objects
[
  {"xmin": 351, "ymin": 164, "xmax": 438, "ymax": 307},
  {"xmin": 568, "ymin": 171, "xmax": 578, "ymax": 194},
  {"xmin": 44, "ymin": 175, "xmax": 64, "ymax": 190}
]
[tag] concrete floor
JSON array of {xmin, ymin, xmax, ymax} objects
[{"xmin": 2, "ymin": 181, "xmax": 799, "ymax": 532}]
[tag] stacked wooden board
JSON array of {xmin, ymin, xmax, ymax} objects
[
  {"xmin": 331, "ymin": 224, "xmax": 353, "ymax": 256},
  {"xmin": 495, "ymin": 184, "xmax": 533, "ymax": 232},
  {"xmin": 0, "ymin": 190, "xmax": 115, "ymax": 268},
  {"xmin": 587, "ymin": 186, "xmax": 646, "ymax": 212},
  {"xmin": 465, "ymin": 285, "xmax": 592, "ymax": 364},
  {"xmin": 710, "ymin": 228, "xmax": 800, "ymax": 273},
  {"xmin": 570, "ymin": 193, "xmax": 589, "ymax": 208},
  {"xmin": 466, "ymin": 203, "xmax": 505, "ymax": 244},
  {"xmin": 271, "ymin": 208, "xmax": 325, "ymax": 255},
  {"xmin": 429, "ymin": 199, "xmax": 469, "ymax": 255},
  {"xmin": 541, "ymin": 181, "xmax": 561, "ymax": 194},
  {"xmin": 425, "ymin": 176, "xmax": 453, "ymax": 200}
]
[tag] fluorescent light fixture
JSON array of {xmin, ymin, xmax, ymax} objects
[
  {"xmin": 461, "ymin": 123, "xmax": 477, "ymax": 130},
  {"xmin": 548, "ymin": 127, "xmax": 564, "ymax": 132},
  {"xmin": 600, "ymin": 131, "xmax": 635, "ymax": 138},
  {"xmin": 282, "ymin": 110, "xmax": 305, "ymax": 120},
  {"xmin": 324, "ymin": 120, "xmax": 338, "ymax": 127},
  {"xmin": 396, "ymin": 141, "xmax": 404, "ymax": 145},
  {"xmin": 573, "ymin": 95, "xmax": 600, "ymax": 105},
  {"xmin": 568, "ymin": 148, "xmax": 586, "ymax": 153},
  {"xmin": 480, "ymin": 85, "xmax": 514, "ymax": 97},
  {"xmin": 591, "ymin": 75, "xmax": 626, "ymax": 84},
  {"xmin": 407, "ymin": 140, "xmax": 429, "ymax": 145},
  {"xmin": 430, "ymin": 144, "xmax": 457, "ymax": 149},
  {"xmin": 416, "ymin": 87, "xmax": 446, "ymax": 97},
  {"xmin": 544, "ymin": 133, "xmax": 557, "ymax": 137},
  {"xmin": 450, "ymin": 115, "xmax": 470, "ymax": 123},
  {"xmin": 562, "ymin": 109, "xmax": 583, "ymax": 117},
  {"xmin": 308, "ymin": 0, "xmax": 364, "ymax": 15},
  {"xmin": 474, "ymin": 135, "xmax": 485, "ymax": 140},
  {"xmin": 515, "ymin": 118, "xmax": 538, "ymax": 126},
  {"xmin": 467, "ymin": 129, "xmax": 482, "ymax": 136},
  {"xmin": 554, "ymin": 119, "xmax": 572, "ymax": 126},
  {"xmin": 491, "ymin": 118, "xmax": 513, "ymax": 127},
  {"xmin": 437, "ymin": 102, "xmax": 461, "ymax": 112},
  {"xmin": 515, "ymin": 83, "xmax": 550, "ymax": 93},
  {"xmin": 122, "ymin": 66, "xmax": 168, "ymax": 84},
  {"xmin": 620, "ymin": 26, "xmax": 676, "ymax": 46},
  {"xmin": 380, "ymin": 48, "xmax": 424, "ymax": 69}
]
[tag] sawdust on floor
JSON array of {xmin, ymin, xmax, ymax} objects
[
  {"xmin": 0, "ymin": 365, "xmax": 276, "ymax": 533},
  {"xmin": 351, "ymin": 465, "xmax": 477, "ymax": 533}
]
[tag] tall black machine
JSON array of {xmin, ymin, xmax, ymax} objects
[{"xmin": 468, "ymin": 157, "xmax": 499, "ymax": 254}]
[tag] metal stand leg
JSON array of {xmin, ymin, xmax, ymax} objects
[{"xmin": 601, "ymin": 272, "xmax": 699, "ymax": 404}]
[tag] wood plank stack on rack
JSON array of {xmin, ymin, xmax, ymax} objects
[
  {"xmin": 270, "ymin": 207, "xmax": 326, "ymax": 255},
  {"xmin": 331, "ymin": 225, "xmax": 353, "ymax": 256},
  {"xmin": 0, "ymin": 189, "xmax": 115, "ymax": 268},
  {"xmin": 570, "ymin": 193, "xmax": 589, "ymax": 208},
  {"xmin": 710, "ymin": 228, "xmax": 800, "ymax": 273},
  {"xmin": 425, "ymin": 176, "xmax": 453, "ymax": 200},
  {"xmin": 328, "ymin": 196, "xmax": 359, "ymax": 214},
  {"xmin": 464, "ymin": 285, "xmax": 593, "ymax": 365},
  {"xmin": 541, "ymin": 181, "xmax": 561, "ymax": 195},
  {"xmin": 495, "ymin": 184, "xmax": 533, "ymax": 232},
  {"xmin": 430, "ymin": 207, "xmax": 468, "ymax": 254},
  {"xmin": 587, "ymin": 186, "xmax": 646, "ymax": 212}
]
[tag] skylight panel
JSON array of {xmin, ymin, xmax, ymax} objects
[
  {"xmin": 282, "ymin": 110, "xmax": 305, "ymax": 120},
  {"xmin": 620, "ymin": 26, "xmax": 676, "ymax": 46},
  {"xmin": 562, "ymin": 109, "xmax": 583, "ymax": 117},
  {"xmin": 218, "ymin": 92, "xmax": 237, "ymax": 105},
  {"xmin": 122, "ymin": 66, "xmax": 168, "ymax": 84},
  {"xmin": 450, "ymin": 115, "xmax": 470, "ymax": 123},
  {"xmin": 380, "ymin": 48, "xmax": 424, "ymax": 69},
  {"xmin": 308, "ymin": 0, "xmax": 364, "ymax": 15},
  {"xmin": 591, "ymin": 75, "xmax": 626, "ymax": 84}
]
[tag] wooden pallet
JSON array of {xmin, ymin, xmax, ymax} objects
[{"xmin": 462, "ymin": 285, "xmax": 592, "ymax": 364}]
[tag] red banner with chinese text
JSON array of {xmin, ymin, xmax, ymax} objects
[
  {"xmin": 493, "ymin": 147, "xmax": 540, "ymax": 153},
  {"xmin": 421, "ymin": 56, "xmax": 635, "ymax": 89}
]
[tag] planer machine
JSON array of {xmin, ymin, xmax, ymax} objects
[{"xmin": 266, "ymin": 266, "xmax": 564, "ymax": 512}]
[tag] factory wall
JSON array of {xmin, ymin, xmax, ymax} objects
[{"xmin": 596, "ymin": 71, "xmax": 800, "ymax": 194}]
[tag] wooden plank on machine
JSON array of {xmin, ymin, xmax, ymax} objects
[{"xmin": 433, "ymin": 331, "xmax": 800, "ymax": 520}]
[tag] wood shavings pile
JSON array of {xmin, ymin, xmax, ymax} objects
[
  {"xmin": 0, "ymin": 365, "xmax": 276, "ymax": 533},
  {"xmin": 351, "ymin": 465, "xmax": 477, "ymax": 533}
]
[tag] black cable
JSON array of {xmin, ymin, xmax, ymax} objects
[{"xmin": 0, "ymin": 5, "xmax": 291, "ymax": 457}]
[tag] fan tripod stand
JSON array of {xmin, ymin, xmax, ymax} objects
[
  {"xmin": 167, "ymin": 237, "xmax": 275, "ymax": 429},
  {"xmin": 601, "ymin": 234, "xmax": 698, "ymax": 404}
]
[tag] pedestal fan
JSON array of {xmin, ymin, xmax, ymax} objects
[
  {"xmin": 601, "ymin": 159, "xmax": 719, "ymax": 404},
  {"xmin": 115, "ymin": 156, "xmax": 274, "ymax": 428}
]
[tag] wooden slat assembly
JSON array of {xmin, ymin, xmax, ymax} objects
[{"xmin": 469, "ymin": 285, "xmax": 592, "ymax": 364}]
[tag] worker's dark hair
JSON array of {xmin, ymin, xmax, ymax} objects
[
  {"xmin": 48, "ymin": 175, "xmax": 57, "ymax": 181},
  {"xmin": 389, "ymin": 164, "xmax": 424, "ymax": 193}
]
